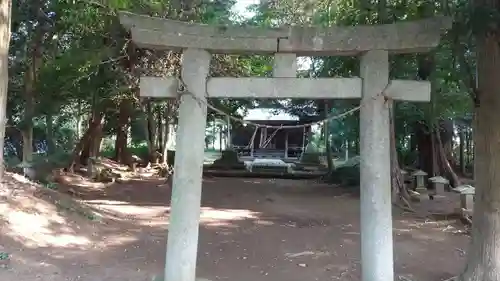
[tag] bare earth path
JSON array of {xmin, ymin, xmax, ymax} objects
[{"xmin": 1, "ymin": 174, "xmax": 469, "ymax": 281}]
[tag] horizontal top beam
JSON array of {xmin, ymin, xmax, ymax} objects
[
  {"xmin": 140, "ymin": 76, "xmax": 430, "ymax": 102},
  {"xmin": 119, "ymin": 12, "xmax": 289, "ymax": 39},
  {"xmin": 119, "ymin": 12, "xmax": 451, "ymax": 55}
]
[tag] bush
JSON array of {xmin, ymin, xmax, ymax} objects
[
  {"xmin": 210, "ymin": 149, "xmax": 246, "ymax": 170},
  {"xmin": 326, "ymin": 156, "xmax": 361, "ymax": 186}
]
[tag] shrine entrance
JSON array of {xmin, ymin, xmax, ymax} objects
[
  {"xmin": 120, "ymin": 12, "xmax": 450, "ymax": 281},
  {"xmin": 232, "ymin": 119, "xmax": 315, "ymax": 159}
]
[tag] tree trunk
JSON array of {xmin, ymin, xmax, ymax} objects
[
  {"xmin": 219, "ymin": 126, "xmax": 223, "ymax": 152},
  {"xmin": 157, "ymin": 107, "xmax": 164, "ymax": 153},
  {"xmin": 76, "ymin": 100, "xmax": 82, "ymax": 139},
  {"xmin": 22, "ymin": 0, "xmax": 44, "ymax": 167},
  {"xmin": 162, "ymin": 102, "xmax": 173, "ymax": 164},
  {"xmin": 22, "ymin": 55, "xmax": 36, "ymax": 166},
  {"xmin": 389, "ymin": 103, "xmax": 411, "ymax": 206},
  {"xmin": 91, "ymin": 126, "xmax": 103, "ymax": 158},
  {"xmin": 144, "ymin": 100, "xmax": 158, "ymax": 163},
  {"xmin": 324, "ymin": 101, "xmax": 334, "ymax": 173},
  {"xmin": 459, "ymin": 126, "xmax": 465, "ymax": 175},
  {"xmin": 0, "ymin": 0, "xmax": 11, "ymax": 178},
  {"xmin": 408, "ymin": 131, "xmax": 417, "ymax": 166},
  {"xmin": 466, "ymin": 127, "xmax": 472, "ymax": 168},
  {"xmin": 416, "ymin": 122, "xmax": 434, "ymax": 177},
  {"xmin": 460, "ymin": 12, "xmax": 500, "ymax": 281},
  {"xmin": 115, "ymin": 98, "xmax": 132, "ymax": 165},
  {"xmin": 435, "ymin": 123, "xmax": 461, "ymax": 188},
  {"xmin": 80, "ymin": 119, "xmax": 103, "ymax": 164},
  {"xmin": 80, "ymin": 99, "xmax": 104, "ymax": 164},
  {"xmin": 46, "ymin": 113, "xmax": 54, "ymax": 154},
  {"xmin": 430, "ymin": 127, "xmax": 438, "ymax": 176},
  {"xmin": 68, "ymin": 111, "xmax": 105, "ymax": 171}
]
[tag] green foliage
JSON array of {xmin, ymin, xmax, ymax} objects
[
  {"xmin": 5, "ymin": 0, "xmax": 478, "ymax": 179},
  {"xmin": 101, "ymin": 142, "xmax": 151, "ymax": 159},
  {"xmin": 211, "ymin": 149, "xmax": 246, "ymax": 170},
  {"xmin": 43, "ymin": 181, "xmax": 58, "ymax": 190},
  {"xmin": 327, "ymin": 156, "xmax": 361, "ymax": 186},
  {"xmin": 0, "ymin": 252, "xmax": 9, "ymax": 260}
]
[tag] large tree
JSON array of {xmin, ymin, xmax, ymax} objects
[
  {"xmin": 0, "ymin": 0, "xmax": 11, "ymax": 177},
  {"xmin": 460, "ymin": 1, "xmax": 500, "ymax": 280}
]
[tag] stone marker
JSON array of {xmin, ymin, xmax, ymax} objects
[
  {"xmin": 411, "ymin": 170, "xmax": 428, "ymax": 191},
  {"xmin": 120, "ymin": 12, "xmax": 450, "ymax": 281},
  {"xmin": 428, "ymin": 176, "xmax": 450, "ymax": 195},
  {"xmin": 452, "ymin": 185, "xmax": 475, "ymax": 212}
]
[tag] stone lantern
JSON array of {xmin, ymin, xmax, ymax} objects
[
  {"xmin": 452, "ymin": 185, "xmax": 475, "ymax": 213},
  {"xmin": 17, "ymin": 161, "xmax": 35, "ymax": 180},
  {"xmin": 411, "ymin": 170, "xmax": 428, "ymax": 192},
  {"xmin": 428, "ymin": 176, "xmax": 450, "ymax": 195}
]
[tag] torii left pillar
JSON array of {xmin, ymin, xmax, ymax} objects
[
  {"xmin": 164, "ymin": 48, "xmax": 210, "ymax": 281},
  {"xmin": 359, "ymin": 50, "xmax": 393, "ymax": 281}
]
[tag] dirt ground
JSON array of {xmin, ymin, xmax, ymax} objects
[{"xmin": 0, "ymin": 173, "xmax": 469, "ymax": 281}]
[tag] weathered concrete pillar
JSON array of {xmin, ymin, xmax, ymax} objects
[
  {"xmin": 165, "ymin": 48, "xmax": 211, "ymax": 281},
  {"xmin": 273, "ymin": 53, "xmax": 296, "ymax": 159},
  {"xmin": 359, "ymin": 50, "xmax": 393, "ymax": 281},
  {"xmin": 273, "ymin": 53, "xmax": 297, "ymax": 77}
]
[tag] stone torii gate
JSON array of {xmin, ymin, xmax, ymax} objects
[{"xmin": 120, "ymin": 12, "xmax": 450, "ymax": 281}]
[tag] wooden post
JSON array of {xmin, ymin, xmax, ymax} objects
[
  {"xmin": 226, "ymin": 115, "xmax": 231, "ymax": 149},
  {"xmin": 284, "ymin": 130, "xmax": 289, "ymax": 159},
  {"xmin": 302, "ymin": 127, "xmax": 306, "ymax": 154},
  {"xmin": 344, "ymin": 139, "xmax": 349, "ymax": 161}
]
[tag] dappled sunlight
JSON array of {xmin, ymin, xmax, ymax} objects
[
  {"xmin": 200, "ymin": 207, "xmax": 261, "ymax": 227},
  {"xmin": 0, "ymin": 173, "xmax": 470, "ymax": 280},
  {"xmin": 66, "ymin": 177, "xmax": 108, "ymax": 189},
  {"xmin": 3, "ymin": 209, "xmax": 91, "ymax": 248},
  {"xmin": 397, "ymin": 218, "xmax": 463, "ymax": 233},
  {"xmin": 93, "ymin": 234, "xmax": 140, "ymax": 249},
  {"xmin": 10, "ymin": 173, "xmax": 33, "ymax": 184},
  {"xmin": 408, "ymin": 232, "xmax": 447, "ymax": 242},
  {"xmin": 0, "ymin": 173, "xmax": 97, "ymax": 250},
  {"xmin": 135, "ymin": 219, "xmax": 168, "ymax": 227},
  {"xmin": 85, "ymin": 199, "xmax": 167, "ymax": 217},
  {"xmin": 394, "ymin": 219, "xmax": 463, "ymax": 242},
  {"xmin": 12, "ymin": 256, "xmax": 55, "ymax": 268}
]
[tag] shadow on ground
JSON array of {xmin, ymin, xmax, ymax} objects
[{"xmin": 0, "ymin": 174, "xmax": 469, "ymax": 281}]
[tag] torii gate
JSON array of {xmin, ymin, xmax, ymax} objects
[{"xmin": 120, "ymin": 12, "xmax": 451, "ymax": 281}]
